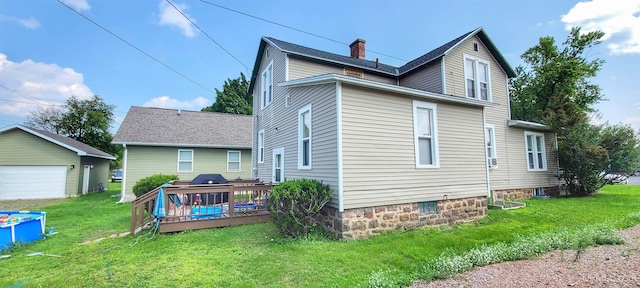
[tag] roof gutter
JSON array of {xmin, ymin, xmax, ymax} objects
[
  {"xmin": 110, "ymin": 142, "xmax": 252, "ymax": 149},
  {"xmin": 279, "ymin": 74, "xmax": 498, "ymax": 108}
]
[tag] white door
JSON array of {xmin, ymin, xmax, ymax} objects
[
  {"xmin": 272, "ymin": 148, "xmax": 284, "ymax": 183},
  {"xmin": 82, "ymin": 165, "xmax": 92, "ymax": 195},
  {"xmin": 0, "ymin": 166, "xmax": 67, "ymax": 200}
]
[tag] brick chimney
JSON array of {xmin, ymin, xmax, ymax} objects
[{"xmin": 349, "ymin": 38, "xmax": 366, "ymax": 59}]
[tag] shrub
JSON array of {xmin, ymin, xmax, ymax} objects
[
  {"xmin": 132, "ymin": 174, "xmax": 178, "ymax": 197},
  {"xmin": 267, "ymin": 178, "xmax": 334, "ymax": 238}
]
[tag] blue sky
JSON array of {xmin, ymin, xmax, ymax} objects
[{"xmin": 1, "ymin": 0, "xmax": 639, "ymax": 133}]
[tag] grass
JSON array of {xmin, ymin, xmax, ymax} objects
[{"xmin": 0, "ymin": 184, "xmax": 639, "ymax": 287}]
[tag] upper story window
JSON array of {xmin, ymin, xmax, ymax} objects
[
  {"xmin": 525, "ymin": 131, "xmax": 547, "ymax": 171},
  {"xmin": 486, "ymin": 124, "xmax": 497, "ymax": 168},
  {"xmin": 464, "ymin": 55, "xmax": 491, "ymax": 101},
  {"xmin": 177, "ymin": 149, "xmax": 193, "ymax": 172},
  {"xmin": 261, "ymin": 61, "xmax": 273, "ymax": 109},
  {"xmin": 258, "ymin": 129, "xmax": 265, "ymax": 164},
  {"xmin": 413, "ymin": 100, "xmax": 439, "ymax": 168},
  {"xmin": 227, "ymin": 151, "xmax": 241, "ymax": 172},
  {"xmin": 298, "ymin": 104, "xmax": 312, "ymax": 169}
]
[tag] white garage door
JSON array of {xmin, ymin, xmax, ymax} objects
[{"xmin": 0, "ymin": 166, "xmax": 67, "ymax": 200}]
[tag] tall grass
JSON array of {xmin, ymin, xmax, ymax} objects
[{"xmin": 0, "ymin": 184, "xmax": 639, "ymax": 288}]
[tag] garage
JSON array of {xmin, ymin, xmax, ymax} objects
[{"xmin": 0, "ymin": 166, "xmax": 67, "ymax": 200}]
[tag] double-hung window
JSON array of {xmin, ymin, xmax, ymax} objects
[
  {"xmin": 258, "ymin": 129, "xmax": 265, "ymax": 163},
  {"xmin": 261, "ymin": 61, "xmax": 273, "ymax": 109},
  {"xmin": 525, "ymin": 131, "xmax": 546, "ymax": 171},
  {"xmin": 464, "ymin": 55, "xmax": 490, "ymax": 101},
  {"xmin": 485, "ymin": 124, "xmax": 497, "ymax": 167},
  {"xmin": 227, "ymin": 151, "xmax": 241, "ymax": 172},
  {"xmin": 298, "ymin": 104, "xmax": 312, "ymax": 169},
  {"xmin": 413, "ymin": 100, "xmax": 439, "ymax": 168},
  {"xmin": 177, "ymin": 149, "xmax": 193, "ymax": 172}
]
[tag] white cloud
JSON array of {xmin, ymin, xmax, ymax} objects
[
  {"xmin": 157, "ymin": 1, "xmax": 196, "ymax": 38},
  {"xmin": 561, "ymin": 0, "xmax": 640, "ymax": 54},
  {"xmin": 142, "ymin": 96, "xmax": 210, "ymax": 110},
  {"xmin": 0, "ymin": 53, "xmax": 93, "ymax": 117},
  {"xmin": 623, "ymin": 115, "xmax": 640, "ymax": 132},
  {"xmin": 0, "ymin": 14, "xmax": 40, "ymax": 29},
  {"xmin": 59, "ymin": 0, "xmax": 91, "ymax": 11}
]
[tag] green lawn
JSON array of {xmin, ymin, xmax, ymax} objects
[{"xmin": 1, "ymin": 184, "xmax": 639, "ymax": 287}]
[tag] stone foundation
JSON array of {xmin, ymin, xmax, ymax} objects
[
  {"xmin": 315, "ymin": 197, "xmax": 487, "ymax": 240},
  {"xmin": 493, "ymin": 186, "xmax": 561, "ymax": 201}
]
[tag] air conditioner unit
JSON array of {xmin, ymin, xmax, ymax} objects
[{"xmin": 487, "ymin": 158, "xmax": 498, "ymax": 168}]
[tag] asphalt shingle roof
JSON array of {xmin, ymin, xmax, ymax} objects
[
  {"xmin": 0, "ymin": 125, "xmax": 115, "ymax": 160},
  {"xmin": 397, "ymin": 30, "xmax": 475, "ymax": 74},
  {"xmin": 112, "ymin": 106, "xmax": 252, "ymax": 148}
]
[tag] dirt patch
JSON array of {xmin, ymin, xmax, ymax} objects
[
  {"xmin": 0, "ymin": 199, "xmax": 67, "ymax": 211},
  {"xmin": 411, "ymin": 224, "xmax": 640, "ymax": 288}
]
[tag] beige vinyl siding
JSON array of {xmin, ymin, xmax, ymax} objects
[
  {"xmin": 253, "ymin": 43, "xmax": 288, "ymax": 181},
  {"xmin": 288, "ymin": 56, "xmax": 396, "ymax": 85},
  {"xmin": 0, "ymin": 129, "xmax": 80, "ymax": 197},
  {"xmin": 80, "ymin": 157, "xmax": 111, "ymax": 193},
  {"xmin": 399, "ymin": 59, "xmax": 443, "ymax": 93},
  {"xmin": 491, "ymin": 128, "xmax": 560, "ymax": 190},
  {"xmin": 124, "ymin": 146, "xmax": 251, "ymax": 194},
  {"xmin": 443, "ymin": 35, "xmax": 559, "ymax": 190},
  {"xmin": 341, "ymin": 84, "xmax": 487, "ymax": 210}
]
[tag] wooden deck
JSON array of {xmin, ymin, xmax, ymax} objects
[{"xmin": 130, "ymin": 180, "xmax": 272, "ymax": 235}]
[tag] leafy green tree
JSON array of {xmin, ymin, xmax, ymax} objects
[
  {"xmin": 25, "ymin": 95, "xmax": 118, "ymax": 158},
  {"xmin": 202, "ymin": 72, "xmax": 252, "ymax": 115},
  {"xmin": 509, "ymin": 27, "xmax": 605, "ymax": 132},
  {"xmin": 510, "ymin": 27, "xmax": 640, "ymax": 196}
]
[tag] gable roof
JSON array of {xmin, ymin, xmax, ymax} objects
[
  {"xmin": 112, "ymin": 106, "xmax": 252, "ymax": 149},
  {"xmin": 249, "ymin": 27, "xmax": 516, "ymax": 93},
  {"xmin": 0, "ymin": 124, "xmax": 116, "ymax": 160}
]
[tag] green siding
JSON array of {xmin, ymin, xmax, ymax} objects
[
  {"xmin": 123, "ymin": 146, "xmax": 252, "ymax": 194},
  {"xmin": 80, "ymin": 157, "xmax": 111, "ymax": 193},
  {"xmin": 0, "ymin": 129, "xmax": 79, "ymax": 197}
]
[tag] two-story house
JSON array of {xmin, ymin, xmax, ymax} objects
[{"xmin": 249, "ymin": 27, "xmax": 560, "ymax": 239}]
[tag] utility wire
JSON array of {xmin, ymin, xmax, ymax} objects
[
  {"xmin": 197, "ymin": 0, "xmax": 408, "ymax": 62},
  {"xmin": 0, "ymin": 84, "xmax": 59, "ymax": 106},
  {"xmin": 165, "ymin": 0, "xmax": 248, "ymax": 71},
  {"xmin": 55, "ymin": 0, "xmax": 216, "ymax": 95}
]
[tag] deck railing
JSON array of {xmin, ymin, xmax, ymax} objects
[{"xmin": 130, "ymin": 180, "xmax": 272, "ymax": 235}]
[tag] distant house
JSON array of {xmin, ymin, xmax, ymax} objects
[
  {"xmin": 0, "ymin": 124, "xmax": 115, "ymax": 200},
  {"xmin": 112, "ymin": 106, "xmax": 252, "ymax": 200},
  {"xmin": 248, "ymin": 27, "xmax": 560, "ymax": 239}
]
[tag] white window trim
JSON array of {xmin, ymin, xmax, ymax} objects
[
  {"xmin": 298, "ymin": 104, "xmax": 312, "ymax": 170},
  {"xmin": 524, "ymin": 131, "xmax": 547, "ymax": 171},
  {"xmin": 258, "ymin": 129, "xmax": 265, "ymax": 164},
  {"xmin": 463, "ymin": 54, "xmax": 491, "ymax": 101},
  {"xmin": 227, "ymin": 150, "xmax": 241, "ymax": 172},
  {"xmin": 260, "ymin": 60, "xmax": 273, "ymax": 110},
  {"xmin": 485, "ymin": 124, "xmax": 497, "ymax": 168},
  {"xmin": 177, "ymin": 149, "xmax": 194, "ymax": 173},
  {"xmin": 273, "ymin": 147, "xmax": 284, "ymax": 183},
  {"xmin": 413, "ymin": 100, "xmax": 439, "ymax": 168}
]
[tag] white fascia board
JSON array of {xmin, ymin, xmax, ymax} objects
[
  {"xmin": 507, "ymin": 120, "xmax": 552, "ymax": 131},
  {"xmin": 279, "ymin": 74, "xmax": 498, "ymax": 108},
  {"xmin": 111, "ymin": 141, "xmax": 252, "ymax": 149}
]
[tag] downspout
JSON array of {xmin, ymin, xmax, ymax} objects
[
  {"xmin": 483, "ymin": 109, "xmax": 492, "ymax": 201},
  {"xmin": 336, "ymin": 82, "xmax": 344, "ymax": 212},
  {"xmin": 118, "ymin": 143, "xmax": 128, "ymax": 203}
]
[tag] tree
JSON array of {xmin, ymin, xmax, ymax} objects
[
  {"xmin": 25, "ymin": 95, "xmax": 118, "ymax": 159},
  {"xmin": 509, "ymin": 27, "xmax": 605, "ymax": 132},
  {"xmin": 510, "ymin": 27, "xmax": 640, "ymax": 196},
  {"xmin": 201, "ymin": 72, "xmax": 252, "ymax": 115}
]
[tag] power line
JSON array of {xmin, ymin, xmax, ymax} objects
[
  {"xmin": 164, "ymin": 0, "xmax": 248, "ymax": 71},
  {"xmin": 55, "ymin": 0, "xmax": 216, "ymax": 95},
  {"xmin": 197, "ymin": 0, "xmax": 408, "ymax": 62},
  {"xmin": 0, "ymin": 84, "xmax": 59, "ymax": 106}
]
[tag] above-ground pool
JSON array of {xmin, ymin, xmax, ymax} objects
[{"xmin": 0, "ymin": 211, "xmax": 47, "ymax": 250}]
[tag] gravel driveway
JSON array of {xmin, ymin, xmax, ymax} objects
[{"xmin": 412, "ymin": 224, "xmax": 640, "ymax": 288}]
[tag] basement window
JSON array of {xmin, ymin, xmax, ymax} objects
[
  {"xmin": 418, "ymin": 201, "xmax": 438, "ymax": 214},
  {"xmin": 533, "ymin": 187, "xmax": 546, "ymax": 197}
]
